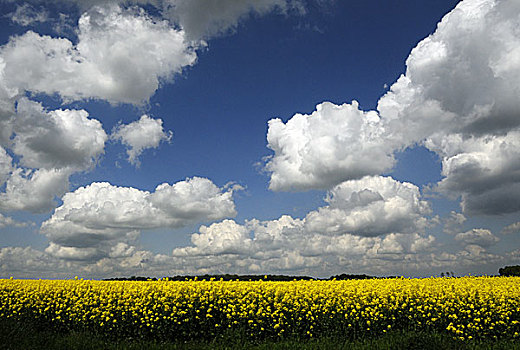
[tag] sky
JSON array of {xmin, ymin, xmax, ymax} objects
[{"xmin": 0, "ymin": 0, "xmax": 519, "ymax": 279}]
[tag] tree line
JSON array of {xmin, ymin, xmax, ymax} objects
[
  {"xmin": 103, "ymin": 273, "xmax": 391, "ymax": 282},
  {"xmin": 102, "ymin": 266, "xmax": 520, "ymax": 281}
]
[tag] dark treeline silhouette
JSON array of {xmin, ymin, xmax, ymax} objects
[
  {"xmin": 103, "ymin": 273, "xmax": 383, "ymax": 282},
  {"xmin": 499, "ymin": 265, "xmax": 520, "ymax": 277},
  {"xmin": 102, "ymin": 267, "xmax": 520, "ymax": 281},
  {"xmin": 330, "ymin": 273, "xmax": 379, "ymax": 280}
]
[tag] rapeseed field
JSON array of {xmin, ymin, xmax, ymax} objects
[{"xmin": 1, "ymin": 277, "xmax": 519, "ymax": 342}]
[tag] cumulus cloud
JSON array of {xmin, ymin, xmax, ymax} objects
[
  {"xmin": 168, "ymin": 219, "xmax": 508, "ymax": 277},
  {"xmin": 0, "ymin": 4, "xmax": 198, "ymax": 105},
  {"xmin": 0, "ymin": 245, "xmax": 173, "ymax": 279},
  {"xmin": 12, "ymin": 98, "xmax": 107, "ymax": 170},
  {"xmin": 304, "ymin": 176, "xmax": 432, "ymax": 237},
  {"xmin": 171, "ymin": 176, "xmax": 437, "ymax": 274},
  {"xmin": 112, "ymin": 115, "xmax": 172, "ymax": 166},
  {"xmin": 0, "ymin": 58, "xmax": 19, "ymax": 144},
  {"xmin": 174, "ymin": 219, "xmax": 252, "ymax": 256},
  {"xmin": 0, "ymin": 147, "xmax": 12, "ymax": 187},
  {"xmin": 265, "ymin": 101, "xmax": 394, "ymax": 191},
  {"xmin": 378, "ymin": 0, "xmax": 520, "ymax": 140},
  {"xmin": 0, "ymin": 168, "xmax": 70, "ymax": 213},
  {"xmin": 45, "ymin": 243, "xmax": 103, "ymax": 261},
  {"xmin": 0, "ymin": 246, "xmax": 66, "ymax": 278},
  {"xmin": 2, "ymin": 0, "xmax": 519, "ymax": 279},
  {"xmin": 40, "ymin": 177, "xmax": 237, "ymax": 261},
  {"xmin": 502, "ymin": 222, "xmax": 520, "ymax": 235},
  {"xmin": 454, "ymin": 228, "xmax": 499, "ymax": 247},
  {"xmin": 0, "ymin": 98, "xmax": 107, "ymax": 213},
  {"xmin": 426, "ymin": 131, "xmax": 520, "ymax": 215},
  {"xmin": 455, "ymin": 244, "xmax": 502, "ymax": 266},
  {"xmin": 171, "ymin": 216, "xmax": 440, "ymax": 276},
  {"xmin": 378, "ymin": 0, "xmax": 520, "ymax": 215},
  {"xmin": 0, "ymin": 234, "xmax": 509, "ymax": 279},
  {"xmin": 443, "ymin": 211, "xmax": 467, "ymax": 234},
  {"xmin": 163, "ymin": 0, "xmax": 304, "ymax": 40}
]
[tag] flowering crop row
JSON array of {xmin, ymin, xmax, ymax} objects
[{"xmin": 1, "ymin": 277, "xmax": 519, "ymax": 341}]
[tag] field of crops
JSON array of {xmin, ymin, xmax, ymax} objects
[{"xmin": 1, "ymin": 277, "xmax": 519, "ymax": 343}]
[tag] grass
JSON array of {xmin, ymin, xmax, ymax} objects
[{"xmin": 1, "ymin": 320, "xmax": 520, "ymax": 350}]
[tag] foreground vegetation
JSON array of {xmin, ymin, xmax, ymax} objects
[
  {"xmin": 2, "ymin": 320, "xmax": 520, "ymax": 350},
  {"xmin": 1, "ymin": 277, "xmax": 519, "ymax": 347}
]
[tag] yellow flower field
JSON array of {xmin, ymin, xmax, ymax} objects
[{"xmin": 1, "ymin": 277, "xmax": 519, "ymax": 342}]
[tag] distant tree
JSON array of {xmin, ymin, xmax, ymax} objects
[
  {"xmin": 330, "ymin": 273, "xmax": 376, "ymax": 280},
  {"xmin": 440, "ymin": 271, "xmax": 455, "ymax": 278},
  {"xmin": 499, "ymin": 265, "xmax": 520, "ymax": 276}
]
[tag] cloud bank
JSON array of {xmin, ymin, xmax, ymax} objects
[
  {"xmin": 40, "ymin": 177, "xmax": 237, "ymax": 261},
  {"xmin": 171, "ymin": 176, "xmax": 437, "ymax": 274}
]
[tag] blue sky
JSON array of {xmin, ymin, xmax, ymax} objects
[{"xmin": 0, "ymin": 0, "xmax": 519, "ymax": 279}]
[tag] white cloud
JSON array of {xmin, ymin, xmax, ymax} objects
[
  {"xmin": 0, "ymin": 4, "xmax": 198, "ymax": 105},
  {"xmin": 171, "ymin": 176, "xmax": 437, "ymax": 274},
  {"xmin": 502, "ymin": 222, "xmax": 520, "ymax": 235},
  {"xmin": 0, "ymin": 245, "xmax": 172, "ymax": 279},
  {"xmin": 1, "ymin": 234, "xmax": 510, "ymax": 279},
  {"xmin": 455, "ymin": 244, "xmax": 502, "ymax": 266},
  {"xmin": 163, "ymin": 0, "xmax": 304, "ymax": 40},
  {"xmin": 173, "ymin": 219, "xmax": 252, "ymax": 256},
  {"xmin": 0, "ymin": 206, "xmax": 508, "ymax": 279},
  {"xmin": 171, "ymin": 215, "xmax": 441, "ymax": 276},
  {"xmin": 0, "ymin": 146, "xmax": 12, "ymax": 187},
  {"xmin": 0, "ymin": 246, "xmax": 66, "ymax": 279},
  {"xmin": 149, "ymin": 177, "xmax": 238, "ymax": 223},
  {"xmin": 443, "ymin": 211, "xmax": 467, "ymax": 234},
  {"xmin": 112, "ymin": 115, "xmax": 172, "ymax": 166},
  {"xmin": 454, "ymin": 228, "xmax": 499, "ymax": 247},
  {"xmin": 378, "ymin": 0, "xmax": 520, "ymax": 139},
  {"xmin": 10, "ymin": 3, "xmax": 49, "ymax": 26},
  {"xmin": 426, "ymin": 131, "xmax": 520, "ymax": 215},
  {"xmin": 304, "ymin": 176, "xmax": 432, "ymax": 237},
  {"xmin": 265, "ymin": 101, "xmax": 394, "ymax": 191},
  {"xmin": 247, "ymin": 215, "xmax": 305, "ymax": 252},
  {"xmin": 0, "ymin": 98, "xmax": 107, "ymax": 213},
  {"xmin": 12, "ymin": 98, "xmax": 107, "ymax": 170},
  {"xmin": 33, "ymin": 0, "xmax": 303, "ymax": 40},
  {"xmin": 377, "ymin": 0, "xmax": 520, "ymax": 215},
  {"xmin": 0, "ymin": 168, "xmax": 70, "ymax": 213},
  {"xmin": 0, "ymin": 57, "xmax": 19, "ymax": 145},
  {"xmin": 47, "ymin": 0, "xmax": 162, "ymax": 12},
  {"xmin": 45, "ymin": 243, "xmax": 102, "ymax": 261},
  {"xmin": 108, "ymin": 242, "xmax": 137, "ymax": 259},
  {"xmin": 167, "ymin": 218, "xmax": 511, "ymax": 277},
  {"xmin": 40, "ymin": 177, "xmax": 237, "ymax": 261}
]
